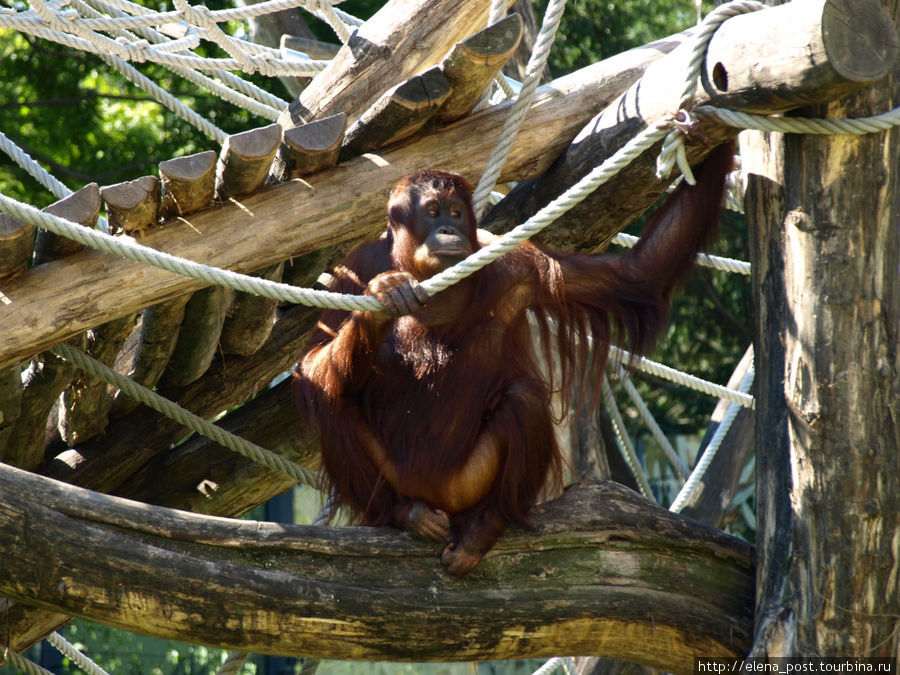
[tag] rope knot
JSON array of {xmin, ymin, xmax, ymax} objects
[{"xmin": 656, "ymin": 109, "xmax": 701, "ymax": 185}]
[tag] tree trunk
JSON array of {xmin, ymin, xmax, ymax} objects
[{"xmin": 746, "ymin": 0, "xmax": 900, "ymax": 653}]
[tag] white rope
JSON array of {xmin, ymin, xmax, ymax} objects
[
  {"xmin": 47, "ymin": 632, "xmax": 110, "ymax": 675},
  {"xmin": 471, "ymin": 0, "xmax": 567, "ymax": 215},
  {"xmin": 2, "ymin": 648, "xmax": 53, "ymax": 675},
  {"xmin": 76, "ymin": 0, "xmax": 284, "ymax": 119},
  {"xmin": 532, "ymin": 657, "xmax": 577, "ymax": 675},
  {"xmin": 610, "ymin": 346, "xmax": 754, "ymax": 409},
  {"xmin": 655, "ymin": 0, "xmax": 768, "ymax": 182},
  {"xmin": 602, "ymin": 376, "xmax": 654, "ymax": 501},
  {"xmin": 611, "ymin": 232, "xmax": 751, "ymax": 275},
  {"xmin": 0, "ymin": 7, "xmax": 330, "ymax": 76},
  {"xmin": 50, "ymin": 341, "xmax": 318, "ymax": 486},
  {"xmin": 697, "ymin": 103, "xmax": 900, "ymax": 135},
  {"xmin": 615, "ymin": 363, "xmax": 689, "ymax": 480},
  {"xmin": 669, "ymin": 362, "xmax": 755, "ymax": 513},
  {"xmin": 309, "ymin": 0, "xmax": 351, "ymax": 43},
  {"xmin": 0, "ymin": 130, "xmax": 71, "ymax": 201}
]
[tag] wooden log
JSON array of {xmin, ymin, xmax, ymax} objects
[
  {"xmin": 0, "ymin": 306, "xmax": 323, "ymax": 651},
  {"xmin": 271, "ymin": 113, "xmax": 347, "ymax": 181},
  {"xmin": 0, "ymin": 367, "xmax": 23, "ymax": 458},
  {"xmin": 0, "ymin": 33, "xmax": 686, "ymax": 371},
  {"xmin": 32, "ymin": 183, "xmax": 100, "ymax": 264},
  {"xmin": 110, "ymin": 295, "xmax": 191, "ymax": 418},
  {"xmin": 219, "ymin": 262, "xmax": 284, "ymax": 356},
  {"xmin": 481, "ymin": 0, "xmax": 898, "ymax": 250},
  {"xmin": 114, "ymin": 378, "xmax": 315, "ymax": 515},
  {"xmin": 0, "ymin": 214, "xmax": 35, "ymax": 282},
  {"xmin": 277, "ymin": 0, "xmax": 505, "ymax": 130},
  {"xmin": 503, "ymin": 0, "xmax": 551, "ymax": 85},
  {"xmin": 216, "ymin": 123, "xmax": 282, "ymax": 200},
  {"xmin": 101, "ymin": 175, "xmax": 160, "ymax": 237},
  {"xmin": 280, "ymin": 245, "xmax": 338, "ymax": 289},
  {"xmin": 158, "ymin": 285, "xmax": 233, "ymax": 387},
  {"xmin": 159, "ymin": 150, "xmax": 217, "ymax": 220},
  {"xmin": 44, "ymin": 303, "xmax": 319, "ymax": 492},
  {"xmin": 0, "ymin": 469, "xmax": 754, "ymax": 671},
  {"xmin": 339, "ymin": 67, "xmax": 451, "ymax": 160},
  {"xmin": 57, "ymin": 314, "xmax": 137, "ymax": 446},
  {"xmin": 0, "ymin": 341, "xmax": 83, "ymax": 470},
  {"xmin": 433, "ymin": 13, "xmax": 523, "ymax": 124}
]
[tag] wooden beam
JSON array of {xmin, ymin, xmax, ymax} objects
[
  {"xmin": 481, "ymin": 0, "xmax": 898, "ymax": 250},
  {"xmin": 0, "ymin": 34, "xmax": 682, "ymax": 371},
  {"xmin": 220, "ymin": 262, "xmax": 284, "ymax": 356},
  {"xmin": 277, "ymin": 0, "xmax": 508, "ymax": 129},
  {"xmin": 0, "ymin": 470, "xmax": 753, "ymax": 672}
]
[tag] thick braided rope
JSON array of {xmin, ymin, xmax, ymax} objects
[
  {"xmin": 610, "ymin": 346, "xmax": 755, "ymax": 408},
  {"xmin": 47, "ymin": 633, "xmax": 110, "ymax": 675},
  {"xmin": 697, "ymin": 104, "xmax": 900, "ymax": 135},
  {"xmin": 51, "ymin": 342, "xmax": 318, "ymax": 486},
  {"xmin": 615, "ymin": 363, "xmax": 689, "ymax": 480},
  {"xmin": 2, "ymin": 649, "xmax": 53, "ymax": 675},
  {"xmin": 216, "ymin": 651, "xmax": 251, "ymax": 675},
  {"xmin": 74, "ymin": 0, "xmax": 284, "ymax": 120},
  {"xmin": 0, "ymin": 130, "xmax": 71, "ymax": 201},
  {"xmin": 612, "ymin": 232, "xmax": 751, "ymax": 275},
  {"xmin": 471, "ymin": 0, "xmax": 567, "ymax": 215},
  {"xmin": 669, "ymin": 361, "xmax": 755, "ymax": 513},
  {"xmin": 602, "ymin": 376, "xmax": 654, "ymax": 501},
  {"xmin": 0, "ymin": 9, "xmax": 331, "ymax": 75}
]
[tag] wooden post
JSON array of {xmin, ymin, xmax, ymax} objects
[
  {"xmin": 159, "ymin": 150, "xmax": 217, "ymax": 220},
  {"xmin": 271, "ymin": 113, "xmax": 347, "ymax": 180},
  {"xmin": 158, "ymin": 285, "xmax": 232, "ymax": 388},
  {"xmin": 216, "ymin": 123, "xmax": 282, "ymax": 200},
  {"xmin": 0, "ymin": 214, "xmax": 35, "ymax": 282},
  {"xmin": 220, "ymin": 262, "xmax": 284, "ymax": 356},
  {"xmin": 32, "ymin": 183, "xmax": 100, "ymax": 264},
  {"xmin": 58, "ymin": 315, "xmax": 137, "ymax": 445},
  {"xmin": 277, "ymin": 0, "xmax": 503, "ymax": 129},
  {"xmin": 101, "ymin": 175, "xmax": 160, "ymax": 237},
  {"xmin": 745, "ymin": 1, "xmax": 900, "ymax": 653},
  {"xmin": 433, "ymin": 13, "xmax": 523, "ymax": 123},
  {"xmin": 110, "ymin": 295, "xmax": 191, "ymax": 418}
]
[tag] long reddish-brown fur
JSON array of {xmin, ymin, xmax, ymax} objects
[{"xmin": 293, "ymin": 144, "xmax": 734, "ymax": 574}]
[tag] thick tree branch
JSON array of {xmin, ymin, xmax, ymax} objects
[{"xmin": 0, "ymin": 468, "xmax": 753, "ymax": 672}]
